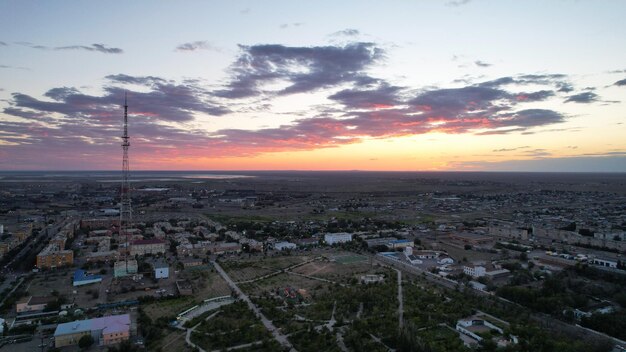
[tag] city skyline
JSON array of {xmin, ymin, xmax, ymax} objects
[{"xmin": 1, "ymin": 1, "xmax": 625, "ymax": 171}]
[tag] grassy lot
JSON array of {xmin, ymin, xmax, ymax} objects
[
  {"xmin": 333, "ymin": 254, "xmax": 368, "ymax": 264},
  {"xmin": 142, "ymin": 296, "xmax": 196, "ymax": 320}
]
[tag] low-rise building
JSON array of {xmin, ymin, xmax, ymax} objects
[
  {"xmin": 130, "ymin": 238, "xmax": 166, "ymax": 256},
  {"xmin": 54, "ymin": 314, "xmax": 130, "ymax": 347},
  {"xmin": 592, "ymin": 257, "xmax": 618, "ymax": 268},
  {"xmin": 73, "ymin": 269, "xmax": 103, "ymax": 286},
  {"xmin": 388, "ymin": 239, "xmax": 412, "ymax": 249},
  {"xmin": 16, "ymin": 296, "xmax": 56, "ymax": 314},
  {"xmin": 463, "ymin": 265, "xmax": 487, "ymax": 278},
  {"xmin": 275, "ymin": 241, "xmax": 296, "ymax": 250},
  {"xmin": 325, "ymin": 232, "xmax": 353, "ymax": 245},
  {"xmin": 153, "ymin": 261, "xmax": 169, "ymax": 279},
  {"xmin": 180, "ymin": 257, "xmax": 203, "ymax": 268},
  {"xmin": 114, "ymin": 260, "xmax": 138, "ymax": 278}
]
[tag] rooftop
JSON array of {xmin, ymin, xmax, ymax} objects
[{"xmin": 54, "ymin": 314, "xmax": 130, "ymax": 337}]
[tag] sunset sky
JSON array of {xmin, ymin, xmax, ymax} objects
[{"xmin": 1, "ymin": 1, "xmax": 625, "ymax": 171}]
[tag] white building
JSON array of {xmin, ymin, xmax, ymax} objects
[
  {"xmin": 463, "ymin": 265, "xmax": 487, "ymax": 278},
  {"xmin": 154, "ymin": 261, "xmax": 169, "ymax": 279},
  {"xmin": 438, "ymin": 256, "xmax": 454, "ymax": 265},
  {"xmin": 274, "ymin": 241, "xmax": 296, "ymax": 251},
  {"xmin": 592, "ymin": 257, "xmax": 618, "ymax": 268},
  {"xmin": 324, "ymin": 232, "xmax": 353, "ymax": 245}
]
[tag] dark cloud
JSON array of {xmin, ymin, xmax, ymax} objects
[
  {"xmin": 614, "ymin": 78, "xmax": 626, "ymax": 86},
  {"xmin": 515, "ymin": 90, "xmax": 554, "ymax": 102},
  {"xmin": 330, "ymin": 29, "xmax": 360, "ymax": 37},
  {"xmin": 55, "ymin": 43, "xmax": 123, "ymax": 54},
  {"xmin": 564, "ymin": 91, "xmax": 598, "ymax": 103},
  {"xmin": 474, "ymin": 60, "xmax": 491, "ymax": 67},
  {"xmin": 410, "ymin": 86, "xmax": 508, "ymax": 113},
  {"xmin": 0, "ymin": 41, "xmax": 7, "ymax": 46},
  {"xmin": 175, "ymin": 41, "xmax": 219, "ymax": 52},
  {"xmin": 328, "ymin": 83, "xmax": 402, "ymax": 109},
  {"xmin": 16, "ymin": 42, "xmax": 123, "ymax": 54},
  {"xmin": 5, "ymin": 75, "xmax": 229, "ymax": 124},
  {"xmin": 478, "ymin": 77, "xmax": 515, "ymax": 88},
  {"xmin": 105, "ymin": 74, "xmax": 166, "ymax": 86},
  {"xmin": 214, "ymin": 42, "xmax": 383, "ymax": 98}
]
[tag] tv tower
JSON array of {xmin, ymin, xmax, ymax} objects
[{"xmin": 120, "ymin": 93, "xmax": 132, "ymax": 268}]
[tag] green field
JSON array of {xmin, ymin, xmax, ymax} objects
[{"xmin": 334, "ymin": 254, "xmax": 368, "ymax": 264}]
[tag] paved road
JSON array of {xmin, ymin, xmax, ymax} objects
[
  {"xmin": 213, "ymin": 261, "xmax": 296, "ymax": 352},
  {"xmin": 396, "ymin": 269, "xmax": 403, "ymax": 330}
]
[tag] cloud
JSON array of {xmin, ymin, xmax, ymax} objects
[
  {"xmin": 5, "ymin": 75, "xmax": 229, "ymax": 124},
  {"xmin": 452, "ymin": 155, "xmax": 626, "ymax": 172},
  {"xmin": 515, "ymin": 90, "xmax": 554, "ymax": 102},
  {"xmin": 279, "ymin": 23, "xmax": 304, "ymax": 29},
  {"xmin": 493, "ymin": 146, "xmax": 530, "ymax": 152},
  {"xmin": 214, "ymin": 42, "xmax": 383, "ymax": 98},
  {"xmin": 175, "ymin": 41, "xmax": 219, "ymax": 52},
  {"xmin": 0, "ymin": 40, "xmax": 581, "ymax": 169},
  {"xmin": 17, "ymin": 42, "xmax": 123, "ymax": 54},
  {"xmin": 327, "ymin": 83, "xmax": 402, "ymax": 109},
  {"xmin": 55, "ymin": 43, "xmax": 123, "ymax": 54},
  {"xmin": 330, "ymin": 29, "xmax": 360, "ymax": 37},
  {"xmin": 564, "ymin": 91, "xmax": 598, "ymax": 103},
  {"xmin": 474, "ymin": 60, "xmax": 491, "ymax": 67},
  {"xmin": 0, "ymin": 64, "xmax": 29, "ymax": 70},
  {"xmin": 614, "ymin": 78, "xmax": 626, "ymax": 86},
  {"xmin": 0, "ymin": 41, "xmax": 7, "ymax": 46},
  {"xmin": 446, "ymin": 0, "xmax": 472, "ymax": 6}
]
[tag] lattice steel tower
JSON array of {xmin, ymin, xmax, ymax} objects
[{"xmin": 120, "ymin": 93, "xmax": 132, "ymax": 265}]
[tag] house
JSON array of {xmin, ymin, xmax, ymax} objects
[
  {"xmin": 180, "ymin": 257, "xmax": 203, "ymax": 268},
  {"xmin": 54, "ymin": 314, "xmax": 130, "ymax": 347},
  {"xmin": 73, "ymin": 269, "xmax": 102, "ymax": 286},
  {"xmin": 16, "ymin": 296, "xmax": 56, "ymax": 314},
  {"xmin": 360, "ymin": 274, "xmax": 384, "ymax": 284},
  {"xmin": 324, "ymin": 232, "xmax": 352, "ymax": 245},
  {"xmin": 130, "ymin": 238, "xmax": 166, "ymax": 256},
  {"xmin": 153, "ymin": 261, "xmax": 169, "ymax": 279},
  {"xmin": 275, "ymin": 241, "xmax": 296, "ymax": 250},
  {"xmin": 456, "ymin": 313, "xmax": 518, "ymax": 348}
]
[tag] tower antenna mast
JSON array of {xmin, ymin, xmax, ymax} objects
[{"xmin": 120, "ymin": 92, "xmax": 132, "ymax": 272}]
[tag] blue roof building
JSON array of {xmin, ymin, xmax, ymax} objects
[{"xmin": 73, "ymin": 269, "xmax": 102, "ymax": 287}]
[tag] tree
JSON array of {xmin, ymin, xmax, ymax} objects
[{"xmin": 79, "ymin": 334, "xmax": 94, "ymax": 349}]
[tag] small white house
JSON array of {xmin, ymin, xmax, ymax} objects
[
  {"xmin": 154, "ymin": 262, "xmax": 169, "ymax": 279},
  {"xmin": 275, "ymin": 241, "xmax": 296, "ymax": 251}
]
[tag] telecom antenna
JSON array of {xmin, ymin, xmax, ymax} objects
[{"xmin": 120, "ymin": 93, "xmax": 132, "ymax": 271}]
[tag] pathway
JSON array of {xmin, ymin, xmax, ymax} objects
[{"xmin": 213, "ymin": 261, "xmax": 297, "ymax": 351}]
